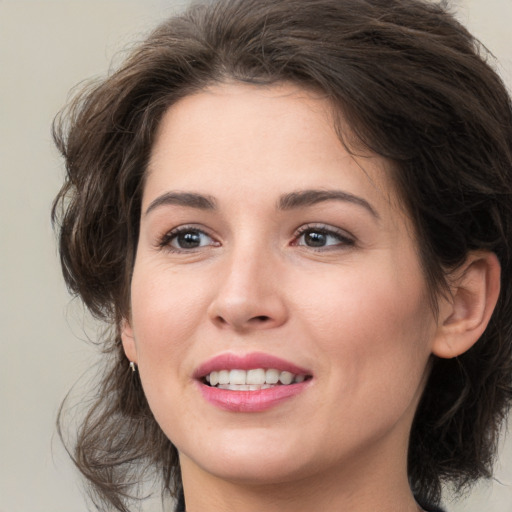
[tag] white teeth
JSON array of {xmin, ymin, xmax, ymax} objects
[
  {"xmin": 265, "ymin": 368, "xmax": 280, "ymax": 384},
  {"xmin": 217, "ymin": 384, "xmax": 274, "ymax": 391},
  {"xmin": 205, "ymin": 368, "xmax": 308, "ymax": 388},
  {"xmin": 247, "ymin": 368, "xmax": 266, "ymax": 385},
  {"xmin": 229, "ymin": 369, "xmax": 246, "ymax": 385},
  {"xmin": 279, "ymin": 371, "xmax": 294, "ymax": 385},
  {"xmin": 218, "ymin": 384, "xmax": 249, "ymax": 391},
  {"xmin": 218, "ymin": 370, "xmax": 230, "ymax": 385}
]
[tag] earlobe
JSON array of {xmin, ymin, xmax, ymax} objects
[
  {"xmin": 432, "ymin": 251, "xmax": 501, "ymax": 359},
  {"xmin": 120, "ymin": 318, "xmax": 138, "ymax": 363}
]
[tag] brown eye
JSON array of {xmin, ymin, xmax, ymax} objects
[
  {"xmin": 167, "ymin": 229, "xmax": 215, "ymax": 250},
  {"xmin": 292, "ymin": 225, "xmax": 355, "ymax": 250},
  {"xmin": 296, "ymin": 228, "xmax": 353, "ymax": 248},
  {"xmin": 302, "ymin": 231, "xmax": 329, "ymax": 247}
]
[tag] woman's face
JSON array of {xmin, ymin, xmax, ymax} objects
[{"xmin": 122, "ymin": 83, "xmax": 441, "ymax": 487}]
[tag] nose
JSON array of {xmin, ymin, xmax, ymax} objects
[{"xmin": 207, "ymin": 249, "xmax": 288, "ymax": 332}]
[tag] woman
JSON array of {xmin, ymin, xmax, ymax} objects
[{"xmin": 52, "ymin": 0, "xmax": 512, "ymax": 511}]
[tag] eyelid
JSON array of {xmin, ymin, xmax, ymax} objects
[
  {"xmin": 291, "ymin": 223, "xmax": 356, "ymax": 248},
  {"xmin": 157, "ymin": 224, "xmax": 220, "ymax": 252},
  {"xmin": 154, "ymin": 222, "xmax": 355, "ymax": 253}
]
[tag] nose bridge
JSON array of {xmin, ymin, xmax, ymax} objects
[{"xmin": 208, "ymin": 236, "xmax": 287, "ymax": 331}]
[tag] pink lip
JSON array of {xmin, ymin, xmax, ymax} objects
[
  {"xmin": 194, "ymin": 352, "xmax": 313, "ymax": 413},
  {"xmin": 197, "ymin": 382, "xmax": 310, "ymax": 412}
]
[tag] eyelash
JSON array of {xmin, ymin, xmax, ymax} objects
[
  {"xmin": 157, "ymin": 223, "xmax": 355, "ymax": 253},
  {"xmin": 292, "ymin": 224, "xmax": 355, "ymax": 250},
  {"xmin": 158, "ymin": 225, "xmax": 218, "ymax": 253}
]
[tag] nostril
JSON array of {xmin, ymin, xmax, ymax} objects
[{"xmin": 252, "ymin": 315, "xmax": 271, "ymax": 322}]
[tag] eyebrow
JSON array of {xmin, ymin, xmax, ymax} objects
[
  {"xmin": 278, "ymin": 189, "xmax": 379, "ymax": 218},
  {"xmin": 145, "ymin": 192, "xmax": 217, "ymax": 216},
  {"xmin": 144, "ymin": 188, "xmax": 379, "ymax": 219}
]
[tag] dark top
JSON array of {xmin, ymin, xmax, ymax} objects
[{"xmin": 174, "ymin": 490, "xmax": 446, "ymax": 511}]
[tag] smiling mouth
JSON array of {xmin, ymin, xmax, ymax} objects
[{"xmin": 202, "ymin": 368, "xmax": 312, "ymax": 391}]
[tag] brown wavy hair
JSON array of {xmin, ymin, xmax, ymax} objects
[{"xmin": 52, "ymin": 0, "xmax": 512, "ymax": 510}]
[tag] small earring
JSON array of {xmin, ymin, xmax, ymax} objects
[{"xmin": 129, "ymin": 361, "xmax": 137, "ymax": 373}]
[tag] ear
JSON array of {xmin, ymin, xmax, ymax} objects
[
  {"xmin": 432, "ymin": 251, "xmax": 501, "ymax": 359},
  {"xmin": 120, "ymin": 318, "xmax": 138, "ymax": 364}
]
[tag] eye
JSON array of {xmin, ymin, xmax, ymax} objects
[
  {"xmin": 293, "ymin": 225, "xmax": 354, "ymax": 249},
  {"xmin": 160, "ymin": 227, "xmax": 218, "ymax": 252}
]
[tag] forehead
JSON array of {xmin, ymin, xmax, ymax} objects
[{"xmin": 145, "ymin": 82, "xmax": 402, "ymax": 218}]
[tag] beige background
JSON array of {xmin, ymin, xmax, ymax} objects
[{"xmin": 0, "ymin": 1, "xmax": 510, "ymax": 511}]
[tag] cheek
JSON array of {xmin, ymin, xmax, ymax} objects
[
  {"xmin": 297, "ymin": 254, "xmax": 434, "ymax": 389},
  {"xmin": 127, "ymin": 266, "xmax": 209, "ymax": 439},
  {"xmin": 128, "ymin": 263, "xmax": 208, "ymax": 378}
]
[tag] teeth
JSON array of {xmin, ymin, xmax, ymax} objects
[
  {"xmin": 279, "ymin": 371, "xmax": 294, "ymax": 385},
  {"xmin": 265, "ymin": 369, "xmax": 279, "ymax": 384},
  {"xmin": 205, "ymin": 368, "xmax": 308, "ymax": 388},
  {"xmin": 247, "ymin": 368, "xmax": 266, "ymax": 385},
  {"xmin": 218, "ymin": 370, "xmax": 229, "ymax": 385},
  {"xmin": 218, "ymin": 384, "xmax": 274, "ymax": 391},
  {"xmin": 230, "ymin": 369, "xmax": 246, "ymax": 385}
]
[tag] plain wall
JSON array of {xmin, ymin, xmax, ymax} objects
[{"xmin": 0, "ymin": 1, "xmax": 510, "ymax": 511}]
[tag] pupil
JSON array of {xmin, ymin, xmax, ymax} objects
[
  {"xmin": 178, "ymin": 232, "xmax": 200, "ymax": 248},
  {"xmin": 305, "ymin": 231, "xmax": 326, "ymax": 247}
]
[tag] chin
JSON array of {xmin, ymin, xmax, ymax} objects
[
  {"xmin": 199, "ymin": 455, "xmax": 312, "ymax": 486},
  {"xmin": 178, "ymin": 428, "xmax": 316, "ymax": 485}
]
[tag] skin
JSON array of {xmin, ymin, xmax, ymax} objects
[{"xmin": 121, "ymin": 83, "xmax": 499, "ymax": 512}]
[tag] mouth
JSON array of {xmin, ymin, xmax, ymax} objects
[
  {"xmin": 202, "ymin": 368, "xmax": 310, "ymax": 390},
  {"xmin": 195, "ymin": 352, "xmax": 313, "ymax": 412}
]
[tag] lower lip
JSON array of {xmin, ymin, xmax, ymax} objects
[{"xmin": 197, "ymin": 381, "xmax": 310, "ymax": 412}]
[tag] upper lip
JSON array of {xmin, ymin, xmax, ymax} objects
[{"xmin": 194, "ymin": 352, "xmax": 312, "ymax": 379}]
